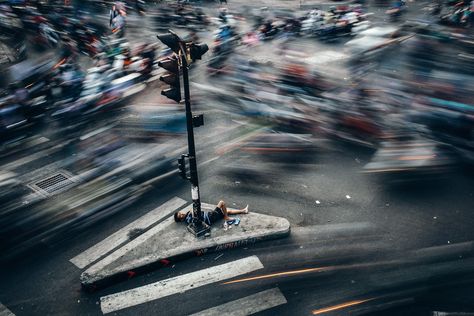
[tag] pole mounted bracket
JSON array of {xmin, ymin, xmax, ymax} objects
[{"xmin": 192, "ymin": 114, "xmax": 204, "ymax": 128}]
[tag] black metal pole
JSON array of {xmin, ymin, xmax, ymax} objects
[{"xmin": 179, "ymin": 47, "xmax": 202, "ymax": 221}]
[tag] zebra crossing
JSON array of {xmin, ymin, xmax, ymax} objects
[
  {"xmin": 70, "ymin": 197, "xmax": 187, "ymax": 269},
  {"xmin": 100, "ymin": 256, "xmax": 264, "ymax": 314},
  {"xmin": 189, "ymin": 288, "xmax": 287, "ymax": 316},
  {"xmin": 0, "ymin": 303, "xmax": 15, "ymax": 316},
  {"xmin": 98, "ymin": 254, "xmax": 287, "ymax": 315},
  {"xmin": 68, "ymin": 197, "xmax": 289, "ymax": 315}
]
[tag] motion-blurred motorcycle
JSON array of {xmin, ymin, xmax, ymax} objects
[
  {"xmin": 33, "ymin": 22, "xmax": 60, "ymax": 49},
  {"xmin": 386, "ymin": 1, "xmax": 406, "ymax": 22}
]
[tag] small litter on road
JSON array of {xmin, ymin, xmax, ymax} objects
[
  {"xmin": 433, "ymin": 216, "xmax": 437, "ymax": 220},
  {"xmin": 128, "ymin": 228, "xmax": 145, "ymax": 240},
  {"xmin": 214, "ymin": 253, "xmax": 224, "ymax": 261},
  {"xmin": 302, "ymin": 184, "xmax": 308, "ymax": 188},
  {"xmin": 346, "ymin": 195, "xmax": 351, "ymax": 199},
  {"xmin": 315, "ymin": 200, "xmax": 320, "ymax": 204}
]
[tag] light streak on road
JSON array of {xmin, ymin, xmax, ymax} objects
[
  {"xmin": 222, "ymin": 267, "xmax": 326, "ymax": 285},
  {"xmin": 312, "ymin": 298, "xmax": 375, "ymax": 315},
  {"xmin": 222, "ymin": 258, "xmax": 406, "ymax": 286},
  {"xmin": 53, "ymin": 58, "xmax": 66, "ymax": 69}
]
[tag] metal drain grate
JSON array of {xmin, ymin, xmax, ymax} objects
[{"xmin": 29, "ymin": 171, "xmax": 75, "ymax": 196}]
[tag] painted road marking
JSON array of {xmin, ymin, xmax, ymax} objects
[
  {"xmin": 84, "ymin": 205, "xmax": 191, "ymax": 279},
  {"xmin": 0, "ymin": 303, "xmax": 15, "ymax": 316},
  {"xmin": 70, "ymin": 197, "xmax": 186, "ymax": 269},
  {"xmin": 100, "ymin": 256, "xmax": 264, "ymax": 314},
  {"xmin": 190, "ymin": 288, "xmax": 287, "ymax": 316}
]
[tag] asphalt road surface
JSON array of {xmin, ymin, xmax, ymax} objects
[{"xmin": 1, "ymin": 1, "xmax": 474, "ymax": 316}]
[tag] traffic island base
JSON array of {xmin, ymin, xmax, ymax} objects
[{"xmin": 80, "ymin": 209, "xmax": 290, "ymax": 290}]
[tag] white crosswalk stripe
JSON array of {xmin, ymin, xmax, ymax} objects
[
  {"xmin": 99, "ymin": 256, "xmax": 264, "ymax": 314},
  {"xmin": 83, "ymin": 205, "xmax": 189, "ymax": 279},
  {"xmin": 0, "ymin": 303, "xmax": 15, "ymax": 316},
  {"xmin": 70, "ymin": 197, "xmax": 187, "ymax": 269},
  {"xmin": 190, "ymin": 288, "xmax": 287, "ymax": 316}
]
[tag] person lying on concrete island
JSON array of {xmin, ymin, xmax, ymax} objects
[{"xmin": 174, "ymin": 200, "xmax": 249, "ymax": 226}]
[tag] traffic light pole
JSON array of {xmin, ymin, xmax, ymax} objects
[
  {"xmin": 180, "ymin": 49, "xmax": 202, "ymax": 222},
  {"xmin": 157, "ymin": 30, "xmax": 210, "ymax": 237}
]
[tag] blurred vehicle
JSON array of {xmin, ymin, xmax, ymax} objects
[
  {"xmin": 386, "ymin": 1, "xmax": 406, "ymax": 22},
  {"xmin": 345, "ymin": 25, "xmax": 410, "ymax": 63},
  {"xmin": 118, "ymin": 105, "xmax": 186, "ymax": 140},
  {"xmin": 33, "ymin": 22, "xmax": 60, "ymax": 49},
  {"xmin": 11, "ymin": 5, "xmax": 44, "ymax": 33},
  {"xmin": 0, "ymin": 99, "xmax": 31, "ymax": 143},
  {"xmin": 239, "ymin": 132, "xmax": 317, "ymax": 162},
  {"xmin": 439, "ymin": 4, "xmax": 474, "ymax": 28},
  {"xmin": 52, "ymin": 68, "xmax": 146, "ymax": 125},
  {"xmin": 7, "ymin": 53, "xmax": 58, "ymax": 99},
  {"xmin": 207, "ymin": 36, "xmax": 237, "ymax": 75},
  {"xmin": 363, "ymin": 136, "xmax": 455, "ymax": 180},
  {"xmin": 301, "ymin": 6, "xmax": 368, "ymax": 40},
  {"xmin": 411, "ymin": 97, "xmax": 474, "ymax": 163}
]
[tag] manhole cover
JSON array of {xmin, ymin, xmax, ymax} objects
[{"xmin": 29, "ymin": 171, "xmax": 76, "ymax": 196}]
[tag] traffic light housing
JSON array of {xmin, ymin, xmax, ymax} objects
[
  {"xmin": 177, "ymin": 154, "xmax": 188, "ymax": 180},
  {"xmin": 188, "ymin": 43, "xmax": 209, "ymax": 61},
  {"xmin": 156, "ymin": 32, "xmax": 181, "ymax": 54},
  {"xmin": 158, "ymin": 56, "xmax": 181, "ymax": 103}
]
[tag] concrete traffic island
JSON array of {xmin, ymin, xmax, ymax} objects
[{"xmin": 80, "ymin": 204, "xmax": 290, "ymax": 290}]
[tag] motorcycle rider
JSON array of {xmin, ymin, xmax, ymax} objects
[{"xmin": 110, "ymin": 4, "xmax": 119, "ymax": 27}]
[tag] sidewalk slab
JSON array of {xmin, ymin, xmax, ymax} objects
[{"xmin": 80, "ymin": 204, "xmax": 290, "ymax": 289}]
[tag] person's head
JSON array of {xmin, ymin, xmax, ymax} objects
[{"xmin": 174, "ymin": 210, "xmax": 187, "ymax": 222}]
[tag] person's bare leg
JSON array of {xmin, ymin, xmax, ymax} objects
[
  {"xmin": 217, "ymin": 200, "xmax": 232, "ymax": 220},
  {"xmin": 227, "ymin": 205, "xmax": 249, "ymax": 215},
  {"xmin": 217, "ymin": 200, "xmax": 249, "ymax": 216}
]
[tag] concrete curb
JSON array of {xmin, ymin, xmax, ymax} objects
[{"xmin": 80, "ymin": 211, "xmax": 290, "ymax": 291}]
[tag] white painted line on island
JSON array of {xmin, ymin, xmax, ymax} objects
[
  {"xmin": 84, "ymin": 207, "xmax": 187, "ymax": 279},
  {"xmin": 0, "ymin": 303, "xmax": 15, "ymax": 316},
  {"xmin": 190, "ymin": 288, "xmax": 287, "ymax": 316},
  {"xmin": 70, "ymin": 197, "xmax": 187, "ymax": 269},
  {"xmin": 100, "ymin": 256, "xmax": 264, "ymax": 314}
]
